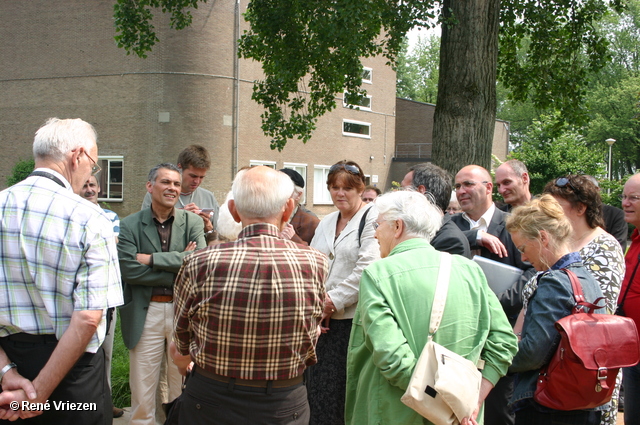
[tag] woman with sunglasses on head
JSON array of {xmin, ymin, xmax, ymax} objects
[
  {"xmin": 540, "ymin": 175, "xmax": 625, "ymax": 425},
  {"xmin": 506, "ymin": 195, "xmax": 606, "ymax": 424},
  {"xmin": 307, "ymin": 160, "xmax": 380, "ymax": 425}
]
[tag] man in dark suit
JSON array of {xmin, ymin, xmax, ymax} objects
[
  {"xmin": 401, "ymin": 163, "xmax": 471, "ymax": 258},
  {"xmin": 450, "ymin": 165, "xmax": 535, "ymax": 425},
  {"xmin": 118, "ymin": 163, "xmax": 206, "ymax": 425}
]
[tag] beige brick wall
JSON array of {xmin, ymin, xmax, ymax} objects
[{"xmin": 0, "ymin": 0, "xmax": 396, "ymax": 219}]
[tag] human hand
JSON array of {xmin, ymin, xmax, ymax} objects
[
  {"xmin": 198, "ymin": 213, "xmax": 213, "ymax": 233},
  {"xmin": 478, "ymin": 232, "xmax": 508, "ymax": 258},
  {"xmin": 183, "ymin": 203, "xmax": 200, "ymax": 213},
  {"xmin": 183, "ymin": 242, "xmax": 197, "ymax": 252},
  {"xmin": 0, "ymin": 389, "xmax": 43, "ymax": 421},
  {"xmin": 280, "ymin": 223, "xmax": 295, "ymax": 240},
  {"xmin": 321, "ymin": 295, "xmax": 336, "ymax": 333},
  {"xmin": 136, "ymin": 253, "xmax": 152, "ymax": 265}
]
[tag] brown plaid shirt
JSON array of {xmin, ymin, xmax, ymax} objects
[{"xmin": 173, "ymin": 223, "xmax": 328, "ymax": 380}]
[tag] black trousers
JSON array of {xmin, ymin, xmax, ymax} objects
[
  {"xmin": 0, "ymin": 334, "xmax": 111, "ymax": 425},
  {"xmin": 177, "ymin": 370, "xmax": 309, "ymax": 425},
  {"xmin": 484, "ymin": 374, "xmax": 516, "ymax": 425}
]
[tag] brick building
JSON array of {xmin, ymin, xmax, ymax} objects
[{"xmin": 0, "ymin": 0, "xmax": 396, "ymax": 218}]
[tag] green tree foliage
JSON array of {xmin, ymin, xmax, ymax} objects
[
  {"xmin": 396, "ymin": 34, "xmax": 440, "ymax": 104},
  {"xmin": 6, "ymin": 159, "xmax": 35, "ymax": 187},
  {"xmin": 113, "ymin": 0, "xmax": 624, "ymax": 167},
  {"xmin": 510, "ymin": 114, "xmax": 606, "ymax": 195},
  {"xmin": 113, "ymin": 0, "xmax": 202, "ymax": 58}
]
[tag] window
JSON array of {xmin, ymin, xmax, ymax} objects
[
  {"xmin": 313, "ymin": 166, "xmax": 333, "ymax": 205},
  {"xmin": 249, "ymin": 160, "xmax": 276, "ymax": 169},
  {"xmin": 362, "ymin": 67, "xmax": 372, "ymax": 84},
  {"xmin": 97, "ymin": 156, "xmax": 123, "ymax": 202},
  {"xmin": 343, "ymin": 92, "xmax": 372, "ymax": 111},
  {"xmin": 283, "ymin": 163, "xmax": 308, "ymax": 204},
  {"xmin": 343, "ymin": 119, "xmax": 371, "ymax": 139}
]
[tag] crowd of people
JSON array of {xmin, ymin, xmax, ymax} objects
[{"xmin": 0, "ymin": 117, "xmax": 637, "ymax": 425}]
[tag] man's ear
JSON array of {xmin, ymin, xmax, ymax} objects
[
  {"xmin": 417, "ymin": 185, "xmax": 427, "ymax": 194},
  {"xmin": 146, "ymin": 181, "xmax": 153, "ymax": 194},
  {"xmin": 228, "ymin": 200, "xmax": 242, "ymax": 223},
  {"xmin": 282, "ymin": 198, "xmax": 295, "ymax": 223},
  {"xmin": 522, "ymin": 172, "xmax": 530, "ymax": 186},
  {"xmin": 70, "ymin": 148, "xmax": 82, "ymax": 172}
]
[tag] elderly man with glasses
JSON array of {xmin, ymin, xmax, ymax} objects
[
  {"xmin": 450, "ymin": 165, "xmax": 535, "ymax": 425},
  {"xmin": 0, "ymin": 118, "xmax": 123, "ymax": 424}
]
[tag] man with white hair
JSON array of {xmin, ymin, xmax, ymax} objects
[
  {"xmin": 345, "ymin": 190, "xmax": 517, "ymax": 425},
  {"xmin": 0, "ymin": 118, "xmax": 123, "ymax": 423},
  {"xmin": 171, "ymin": 166, "xmax": 328, "ymax": 424}
]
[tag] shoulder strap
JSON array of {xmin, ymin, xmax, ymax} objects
[
  {"xmin": 357, "ymin": 206, "xmax": 372, "ymax": 247},
  {"xmin": 563, "ymin": 268, "xmax": 605, "ymax": 313},
  {"xmin": 429, "ymin": 252, "xmax": 452, "ymax": 337},
  {"xmin": 29, "ymin": 171, "xmax": 65, "ymax": 188}
]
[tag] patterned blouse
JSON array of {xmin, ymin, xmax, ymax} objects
[{"xmin": 522, "ymin": 232, "xmax": 625, "ymax": 314}]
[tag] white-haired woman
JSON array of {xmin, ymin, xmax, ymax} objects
[{"xmin": 345, "ymin": 190, "xmax": 517, "ymax": 425}]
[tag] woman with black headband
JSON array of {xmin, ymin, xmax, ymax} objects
[{"xmin": 307, "ymin": 160, "xmax": 380, "ymax": 425}]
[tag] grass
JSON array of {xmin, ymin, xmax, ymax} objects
[{"xmin": 111, "ymin": 320, "xmax": 131, "ymax": 408}]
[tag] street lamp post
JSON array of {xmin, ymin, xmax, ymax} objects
[{"xmin": 606, "ymin": 138, "xmax": 616, "ymax": 195}]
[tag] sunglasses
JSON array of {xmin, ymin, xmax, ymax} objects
[
  {"xmin": 555, "ymin": 176, "xmax": 580, "ymax": 194},
  {"xmin": 329, "ymin": 163, "xmax": 361, "ymax": 176}
]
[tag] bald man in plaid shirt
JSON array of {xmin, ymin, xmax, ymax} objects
[{"xmin": 171, "ymin": 166, "xmax": 328, "ymax": 425}]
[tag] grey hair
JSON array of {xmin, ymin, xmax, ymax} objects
[
  {"xmin": 374, "ymin": 189, "xmax": 443, "ymax": 242},
  {"xmin": 504, "ymin": 159, "xmax": 528, "ymax": 178},
  {"xmin": 216, "ymin": 191, "xmax": 243, "ymax": 241},
  {"xmin": 408, "ymin": 163, "xmax": 452, "ymax": 213},
  {"xmin": 33, "ymin": 118, "xmax": 97, "ymax": 162},
  {"xmin": 232, "ymin": 166, "xmax": 294, "ymax": 219},
  {"xmin": 148, "ymin": 163, "xmax": 181, "ymax": 183}
]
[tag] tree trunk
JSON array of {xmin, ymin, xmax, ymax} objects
[{"xmin": 432, "ymin": 0, "xmax": 500, "ymax": 176}]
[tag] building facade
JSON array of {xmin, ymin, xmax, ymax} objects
[{"xmin": 0, "ymin": 0, "xmax": 396, "ymax": 218}]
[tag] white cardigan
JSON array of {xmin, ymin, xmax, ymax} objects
[{"xmin": 310, "ymin": 204, "xmax": 380, "ymax": 320}]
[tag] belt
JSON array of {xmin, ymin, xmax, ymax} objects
[
  {"xmin": 150, "ymin": 294, "xmax": 173, "ymax": 303},
  {"xmin": 194, "ymin": 366, "xmax": 303, "ymax": 388},
  {"xmin": 151, "ymin": 287, "xmax": 173, "ymax": 296},
  {"xmin": 5, "ymin": 333, "xmax": 58, "ymax": 344}
]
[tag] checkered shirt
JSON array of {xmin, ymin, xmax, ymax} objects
[
  {"xmin": 0, "ymin": 169, "xmax": 123, "ymax": 353},
  {"xmin": 173, "ymin": 223, "xmax": 328, "ymax": 380}
]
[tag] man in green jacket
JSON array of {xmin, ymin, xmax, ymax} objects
[
  {"xmin": 118, "ymin": 163, "xmax": 205, "ymax": 425},
  {"xmin": 345, "ymin": 190, "xmax": 517, "ymax": 425}
]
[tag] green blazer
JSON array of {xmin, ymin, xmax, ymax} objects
[{"xmin": 117, "ymin": 208, "xmax": 205, "ymax": 349}]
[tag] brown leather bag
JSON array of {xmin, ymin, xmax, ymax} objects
[{"xmin": 534, "ymin": 268, "xmax": 640, "ymax": 411}]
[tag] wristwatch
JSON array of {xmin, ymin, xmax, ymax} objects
[{"xmin": 0, "ymin": 362, "xmax": 17, "ymax": 385}]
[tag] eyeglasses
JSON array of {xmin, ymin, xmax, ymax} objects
[
  {"xmin": 329, "ymin": 163, "xmax": 361, "ymax": 176},
  {"xmin": 555, "ymin": 177, "xmax": 580, "ymax": 194},
  {"xmin": 621, "ymin": 194, "xmax": 640, "ymax": 203},
  {"xmin": 516, "ymin": 245, "xmax": 526, "ymax": 255},
  {"xmin": 84, "ymin": 151, "xmax": 102, "ymax": 176},
  {"xmin": 454, "ymin": 180, "xmax": 488, "ymax": 191}
]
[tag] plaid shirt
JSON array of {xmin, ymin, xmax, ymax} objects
[
  {"xmin": 0, "ymin": 169, "xmax": 123, "ymax": 353},
  {"xmin": 173, "ymin": 223, "xmax": 328, "ymax": 380}
]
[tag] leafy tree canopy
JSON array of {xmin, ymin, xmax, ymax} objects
[{"xmin": 114, "ymin": 0, "xmax": 625, "ymax": 154}]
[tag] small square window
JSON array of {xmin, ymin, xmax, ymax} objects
[
  {"xmin": 362, "ymin": 67, "xmax": 373, "ymax": 84},
  {"xmin": 343, "ymin": 92, "xmax": 372, "ymax": 111},
  {"xmin": 313, "ymin": 166, "xmax": 333, "ymax": 205},
  {"xmin": 97, "ymin": 156, "xmax": 123, "ymax": 202}
]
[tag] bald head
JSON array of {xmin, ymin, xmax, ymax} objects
[
  {"xmin": 454, "ymin": 165, "xmax": 494, "ymax": 220},
  {"xmin": 622, "ymin": 173, "xmax": 640, "ymax": 227},
  {"xmin": 495, "ymin": 160, "xmax": 531, "ymax": 207},
  {"xmin": 229, "ymin": 166, "xmax": 294, "ymax": 226}
]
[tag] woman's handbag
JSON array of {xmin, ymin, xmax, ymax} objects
[
  {"xmin": 534, "ymin": 268, "xmax": 640, "ymax": 410},
  {"xmin": 401, "ymin": 253, "xmax": 482, "ymax": 425}
]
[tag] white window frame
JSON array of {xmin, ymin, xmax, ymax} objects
[
  {"xmin": 362, "ymin": 67, "xmax": 373, "ymax": 84},
  {"xmin": 343, "ymin": 91, "xmax": 372, "ymax": 111},
  {"xmin": 249, "ymin": 160, "xmax": 276, "ymax": 169},
  {"xmin": 342, "ymin": 119, "xmax": 371, "ymax": 139},
  {"xmin": 313, "ymin": 165, "xmax": 333, "ymax": 205},
  {"xmin": 283, "ymin": 163, "xmax": 308, "ymax": 204},
  {"xmin": 97, "ymin": 156, "xmax": 124, "ymax": 202}
]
